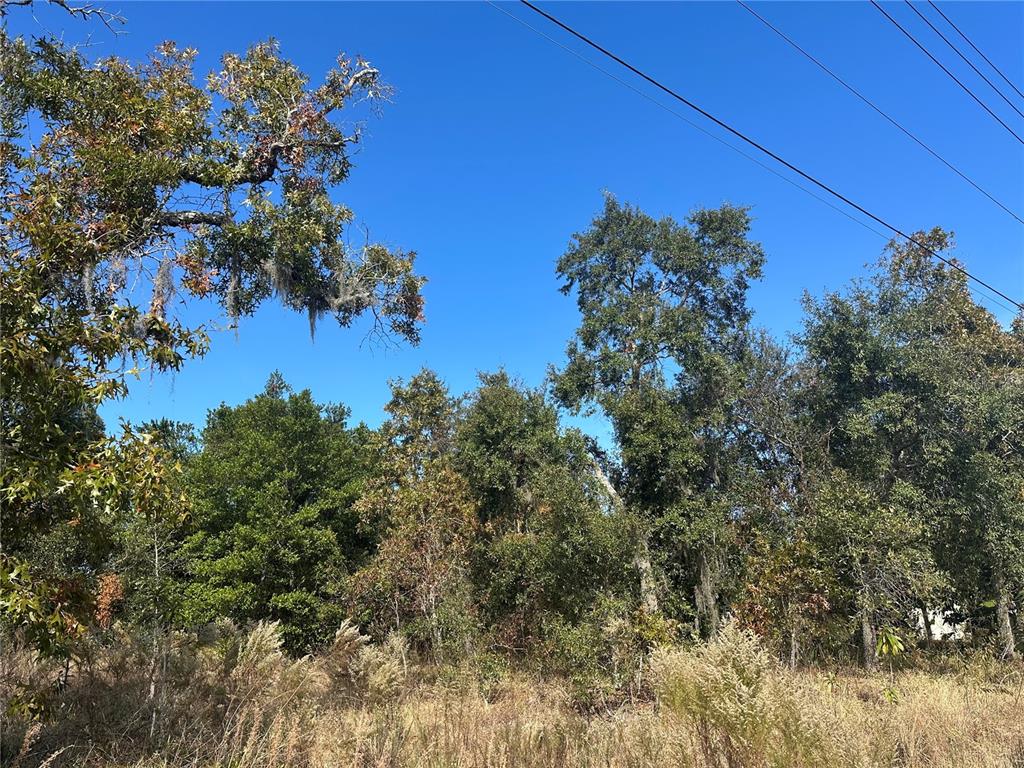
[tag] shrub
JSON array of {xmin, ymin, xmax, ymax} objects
[{"xmin": 651, "ymin": 621, "xmax": 838, "ymax": 767}]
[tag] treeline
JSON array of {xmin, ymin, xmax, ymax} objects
[
  {"xmin": 179, "ymin": 203, "xmax": 1020, "ymax": 672},
  {"xmin": 11, "ymin": 199, "xmax": 1023, "ymax": 690}
]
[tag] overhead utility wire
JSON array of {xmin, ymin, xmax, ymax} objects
[
  {"xmin": 515, "ymin": 0, "xmax": 1024, "ymax": 313},
  {"xmin": 737, "ymin": 0, "xmax": 1024, "ymax": 227},
  {"xmin": 489, "ymin": 1, "xmax": 1017, "ymax": 317},
  {"xmin": 927, "ymin": 0, "xmax": 1024, "ymax": 104},
  {"xmin": 903, "ymin": 0, "xmax": 1024, "ymax": 121},
  {"xmin": 484, "ymin": 2, "xmax": 893, "ymax": 246},
  {"xmin": 870, "ymin": 0, "xmax": 1024, "ymax": 146}
]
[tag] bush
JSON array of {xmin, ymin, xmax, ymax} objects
[
  {"xmin": 0, "ymin": 619, "xmax": 411, "ymax": 767},
  {"xmin": 651, "ymin": 621, "xmax": 838, "ymax": 767}
]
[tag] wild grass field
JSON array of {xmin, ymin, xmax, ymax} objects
[{"xmin": 4, "ymin": 622, "xmax": 1022, "ymax": 768}]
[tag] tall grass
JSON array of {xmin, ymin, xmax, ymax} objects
[
  {"xmin": 651, "ymin": 622, "xmax": 838, "ymax": 767},
  {"xmin": 3, "ymin": 621, "xmax": 1022, "ymax": 768}
]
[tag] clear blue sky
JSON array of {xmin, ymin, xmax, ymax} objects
[{"xmin": 10, "ymin": 1, "xmax": 1024, "ymax": 436}]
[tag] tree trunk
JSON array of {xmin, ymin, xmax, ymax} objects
[
  {"xmin": 694, "ymin": 549, "xmax": 719, "ymax": 639},
  {"xmin": 787, "ymin": 601, "xmax": 800, "ymax": 669},
  {"xmin": 635, "ymin": 534, "xmax": 659, "ymax": 615},
  {"xmin": 860, "ymin": 606, "xmax": 878, "ymax": 672},
  {"xmin": 789, "ymin": 622, "xmax": 799, "ymax": 669},
  {"xmin": 918, "ymin": 599, "xmax": 933, "ymax": 643},
  {"xmin": 149, "ymin": 532, "xmax": 161, "ymax": 740},
  {"xmin": 995, "ymin": 570, "xmax": 1018, "ymax": 661},
  {"xmin": 589, "ymin": 455, "xmax": 659, "ymax": 615}
]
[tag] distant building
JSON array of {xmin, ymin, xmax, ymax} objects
[{"xmin": 916, "ymin": 607, "xmax": 965, "ymax": 641}]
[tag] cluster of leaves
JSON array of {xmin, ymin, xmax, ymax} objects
[
  {"xmin": 177, "ymin": 375, "xmax": 374, "ymax": 652},
  {"xmin": 735, "ymin": 232, "xmax": 1024, "ymax": 667},
  {"xmin": 143, "ymin": 199, "xmax": 1022, "ymax": 681},
  {"xmin": 551, "ymin": 196, "xmax": 1024, "ymax": 668},
  {"xmin": 173, "ymin": 369, "xmax": 636, "ymax": 662},
  {"xmin": 551, "ymin": 195, "xmax": 766, "ymax": 636},
  {"xmin": 1, "ymin": 8, "xmax": 423, "ymax": 663}
]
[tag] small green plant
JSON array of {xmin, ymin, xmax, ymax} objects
[
  {"xmin": 881, "ymin": 684, "xmax": 901, "ymax": 704},
  {"xmin": 877, "ymin": 626, "xmax": 905, "ymax": 685}
]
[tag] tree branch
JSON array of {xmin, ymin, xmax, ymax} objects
[
  {"xmin": 1, "ymin": 0, "xmax": 125, "ymax": 29},
  {"xmin": 156, "ymin": 210, "xmax": 227, "ymax": 228}
]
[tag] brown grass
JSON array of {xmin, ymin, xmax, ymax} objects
[{"xmin": 2, "ymin": 622, "xmax": 1022, "ymax": 768}]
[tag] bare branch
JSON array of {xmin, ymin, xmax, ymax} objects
[{"xmin": 1, "ymin": 0, "xmax": 125, "ymax": 30}]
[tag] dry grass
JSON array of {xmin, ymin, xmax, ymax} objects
[{"xmin": 3, "ymin": 622, "xmax": 1022, "ymax": 768}]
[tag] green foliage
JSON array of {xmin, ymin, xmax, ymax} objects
[
  {"xmin": 876, "ymin": 627, "xmax": 905, "ymax": 659},
  {"xmin": 349, "ymin": 370, "xmax": 478, "ymax": 658},
  {"xmin": 551, "ymin": 194, "xmax": 766, "ymax": 634},
  {"xmin": 0, "ymin": 560, "xmax": 86, "ymax": 660},
  {"xmin": 456, "ymin": 371, "xmax": 634, "ymax": 649},
  {"xmin": 735, "ymin": 533, "xmax": 839, "ymax": 663},
  {"xmin": 809, "ymin": 472, "xmax": 934, "ymax": 624},
  {"xmin": 1, "ymin": 9, "xmax": 423, "ymax": 660},
  {"xmin": 179, "ymin": 374, "xmax": 372, "ymax": 652},
  {"xmin": 798, "ymin": 231, "xmax": 1023, "ymax": 663},
  {"xmin": 456, "ymin": 370, "xmax": 563, "ymax": 529},
  {"xmin": 3, "ymin": 3, "xmax": 1023, "ymax": 704}
]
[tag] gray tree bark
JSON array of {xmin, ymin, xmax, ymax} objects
[
  {"xmin": 861, "ymin": 605, "xmax": 878, "ymax": 672},
  {"xmin": 694, "ymin": 550, "xmax": 720, "ymax": 639},
  {"xmin": 995, "ymin": 571, "xmax": 1018, "ymax": 661},
  {"xmin": 918, "ymin": 599, "xmax": 933, "ymax": 643},
  {"xmin": 635, "ymin": 535, "xmax": 659, "ymax": 615},
  {"xmin": 589, "ymin": 455, "xmax": 659, "ymax": 614}
]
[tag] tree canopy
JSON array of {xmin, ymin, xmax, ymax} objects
[{"xmin": 1, "ymin": 13, "xmax": 424, "ymax": 655}]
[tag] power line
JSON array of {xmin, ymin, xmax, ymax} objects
[
  {"xmin": 515, "ymin": 0, "xmax": 1024, "ymax": 313},
  {"xmin": 484, "ymin": 2, "xmax": 892, "ymax": 244},
  {"xmin": 904, "ymin": 0, "xmax": 1024, "ymax": 121},
  {"xmin": 870, "ymin": 0, "xmax": 1024, "ymax": 146},
  {"xmin": 927, "ymin": 0, "xmax": 1024, "ymax": 104},
  {"xmin": 492, "ymin": 0, "xmax": 1019, "ymax": 317},
  {"xmin": 737, "ymin": 0, "xmax": 1024, "ymax": 227}
]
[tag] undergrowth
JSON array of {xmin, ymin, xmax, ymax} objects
[{"xmin": 2, "ymin": 621, "xmax": 1022, "ymax": 768}]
